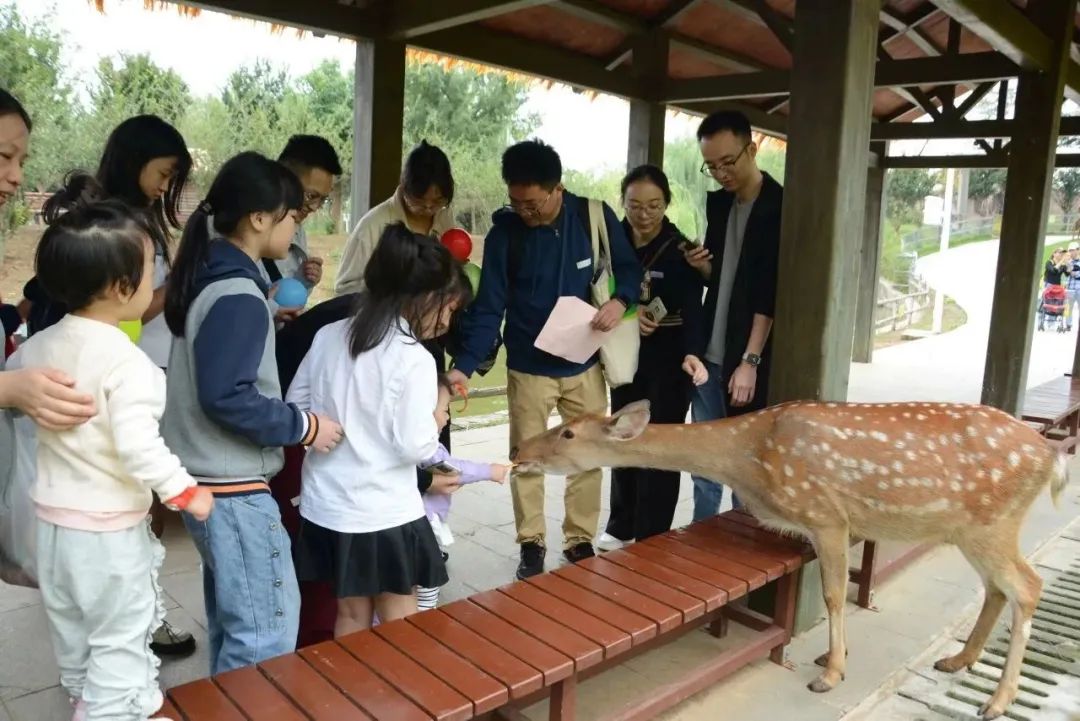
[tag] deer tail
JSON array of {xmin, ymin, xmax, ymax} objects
[{"xmin": 1050, "ymin": 452, "xmax": 1070, "ymax": 507}]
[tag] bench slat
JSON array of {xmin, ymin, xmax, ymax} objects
[
  {"xmin": 577, "ymin": 557, "xmax": 705, "ymax": 620},
  {"xmin": 157, "ymin": 697, "xmax": 183, "ymax": 720},
  {"xmin": 374, "ymin": 618, "xmax": 509, "ymax": 714},
  {"xmin": 213, "ymin": 666, "xmax": 308, "ymax": 721},
  {"xmin": 601, "ymin": 549, "xmax": 728, "ymax": 610},
  {"xmin": 441, "ymin": 600, "xmax": 573, "ymax": 685},
  {"xmin": 714, "ymin": 514, "xmax": 811, "ymax": 553},
  {"xmin": 260, "ymin": 654, "xmax": 373, "ymax": 720},
  {"xmin": 408, "ymin": 609, "xmax": 544, "ymax": 699},
  {"xmin": 624, "ymin": 543, "xmax": 749, "ymax": 601},
  {"xmin": 663, "ymin": 527, "xmax": 787, "ymax": 580},
  {"xmin": 645, "ymin": 535, "xmax": 770, "ymax": 590},
  {"xmin": 498, "ymin": 582, "xmax": 632, "ymax": 657},
  {"xmin": 554, "ymin": 564, "xmax": 682, "ymax": 633},
  {"xmin": 168, "ymin": 679, "xmax": 248, "ymax": 721},
  {"xmin": 676, "ymin": 524, "xmax": 803, "ymax": 573},
  {"xmin": 526, "ymin": 573, "xmax": 657, "ymax": 644},
  {"xmin": 469, "ymin": 592, "xmax": 604, "ymax": 671},
  {"xmin": 337, "ymin": 631, "xmax": 473, "ymax": 721},
  {"xmin": 299, "ymin": 642, "xmax": 431, "ymax": 721}
]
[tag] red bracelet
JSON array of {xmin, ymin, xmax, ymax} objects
[{"xmin": 164, "ymin": 486, "xmax": 199, "ymax": 511}]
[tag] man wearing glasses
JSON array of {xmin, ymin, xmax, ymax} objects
[
  {"xmin": 447, "ymin": 140, "xmax": 641, "ymax": 580},
  {"xmin": 683, "ymin": 111, "xmax": 782, "ymax": 520},
  {"xmin": 261, "ymin": 135, "xmax": 343, "ymax": 322}
]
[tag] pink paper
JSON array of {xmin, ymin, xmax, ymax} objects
[{"xmin": 534, "ymin": 296, "xmax": 609, "ymax": 364}]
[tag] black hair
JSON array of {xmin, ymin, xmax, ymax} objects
[
  {"xmin": 402, "ymin": 140, "xmax": 455, "ymax": 204},
  {"xmin": 0, "ymin": 89, "xmax": 31, "ymax": 132},
  {"xmin": 348, "ymin": 222, "xmax": 465, "ymax": 356},
  {"xmin": 35, "ymin": 174, "xmax": 150, "ymax": 312},
  {"xmin": 165, "ymin": 151, "xmax": 303, "ymax": 336},
  {"xmin": 696, "ymin": 110, "xmax": 753, "ymax": 142},
  {"xmin": 620, "ymin": 164, "xmax": 672, "ymax": 205},
  {"xmin": 96, "ymin": 115, "xmax": 192, "ymax": 263},
  {"xmin": 501, "ymin": 139, "xmax": 562, "ymax": 189},
  {"xmin": 278, "ymin": 134, "xmax": 343, "ymax": 176}
]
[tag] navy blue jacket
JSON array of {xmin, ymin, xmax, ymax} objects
[{"xmin": 453, "ymin": 192, "xmax": 642, "ymax": 378}]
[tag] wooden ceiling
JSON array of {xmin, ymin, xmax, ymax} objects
[{"xmin": 182, "ymin": 0, "xmax": 1080, "ymax": 139}]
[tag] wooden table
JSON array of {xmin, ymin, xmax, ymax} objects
[{"xmin": 1021, "ymin": 374, "xmax": 1080, "ymax": 454}]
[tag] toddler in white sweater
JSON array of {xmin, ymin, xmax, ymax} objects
[{"xmin": 11, "ymin": 180, "xmax": 212, "ymax": 721}]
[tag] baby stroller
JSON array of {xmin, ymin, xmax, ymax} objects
[{"xmin": 1039, "ymin": 285, "xmax": 1067, "ymax": 332}]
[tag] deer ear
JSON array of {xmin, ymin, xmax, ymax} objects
[{"xmin": 605, "ymin": 400, "xmax": 651, "ymax": 441}]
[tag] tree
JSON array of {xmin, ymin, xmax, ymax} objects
[
  {"xmin": 886, "ymin": 168, "xmax": 939, "ymax": 234},
  {"xmin": 1054, "ymin": 168, "xmax": 1080, "ymax": 218},
  {"xmin": 0, "ymin": 4, "xmax": 87, "ymax": 194},
  {"xmin": 967, "ymin": 168, "xmax": 1006, "ymax": 215},
  {"xmin": 92, "ymin": 53, "xmax": 191, "ymax": 125}
]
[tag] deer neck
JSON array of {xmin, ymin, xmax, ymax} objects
[{"xmin": 599, "ymin": 418, "xmax": 765, "ymax": 481}]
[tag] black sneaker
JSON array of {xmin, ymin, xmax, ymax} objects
[
  {"xmin": 516, "ymin": 542, "xmax": 545, "ymax": 580},
  {"xmin": 149, "ymin": 620, "xmax": 196, "ymax": 658},
  {"xmin": 563, "ymin": 542, "xmax": 596, "ymax": 564}
]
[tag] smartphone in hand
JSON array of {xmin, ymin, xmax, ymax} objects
[
  {"xmin": 643, "ymin": 297, "xmax": 668, "ymax": 324},
  {"xmin": 429, "ymin": 461, "xmax": 461, "ymax": 475}
]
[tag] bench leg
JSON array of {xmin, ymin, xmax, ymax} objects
[
  {"xmin": 549, "ymin": 676, "xmax": 577, "ymax": 721},
  {"xmin": 707, "ymin": 611, "xmax": 729, "ymax": 639},
  {"xmin": 854, "ymin": 540, "xmax": 876, "ymax": 609},
  {"xmin": 770, "ymin": 568, "xmax": 800, "ymax": 665}
]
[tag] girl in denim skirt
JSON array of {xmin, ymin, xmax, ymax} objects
[{"xmin": 161, "ymin": 152, "xmax": 343, "ymax": 675}]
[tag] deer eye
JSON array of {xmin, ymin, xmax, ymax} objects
[{"xmin": 561, "ymin": 429, "xmax": 575, "ymax": 440}]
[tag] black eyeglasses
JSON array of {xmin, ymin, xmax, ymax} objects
[
  {"xmin": 303, "ymin": 190, "xmax": 331, "ymax": 211},
  {"xmin": 504, "ymin": 191, "xmax": 555, "ymax": 219},
  {"xmin": 700, "ymin": 143, "xmax": 751, "ymax": 177}
]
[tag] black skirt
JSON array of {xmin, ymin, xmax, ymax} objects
[{"xmin": 294, "ymin": 516, "xmax": 448, "ymax": 598}]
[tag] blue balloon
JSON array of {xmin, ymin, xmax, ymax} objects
[{"xmin": 273, "ymin": 277, "xmax": 309, "ymax": 308}]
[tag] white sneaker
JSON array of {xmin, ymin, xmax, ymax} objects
[{"xmin": 596, "ymin": 532, "xmax": 630, "ymax": 551}]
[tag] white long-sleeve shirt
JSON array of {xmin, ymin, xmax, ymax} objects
[
  {"xmin": 287, "ymin": 318, "xmax": 439, "ymax": 533},
  {"xmin": 11, "ymin": 314, "xmax": 194, "ymax": 514}
]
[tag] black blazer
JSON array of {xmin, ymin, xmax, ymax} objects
[{"xmin": 694, "ymin": 171, "xmax": 783, "ymax": 415}]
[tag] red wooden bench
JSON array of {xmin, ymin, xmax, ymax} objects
[
  {"xmin": 1022, "ymin": 375, "xmax": 1080, "ymax": 455},
  {"xmin": 163, "ymin": 509, "xmax": 812, "ymax": 721}
]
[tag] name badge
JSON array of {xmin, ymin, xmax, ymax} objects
[
  {"xmin": 576, "ymin": 258, "xmax": 592, "ymax": 270},
  {"xmin": 649, "ymin": 270, "xmax": 665, "ymax": 279}
]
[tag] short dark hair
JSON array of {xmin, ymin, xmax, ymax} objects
[
  {"xmin": 0, "ymin": 88, "xmax": 32, "ymax": 132},
  {"xmin": 697, "ymin": 110, "xmax": 752, "ymax": 142},
  {"xmin": 502, "ymin": 139, "xmax": 562, "ymax": 189},
  {"xmin": 36, "ymin": 174, "xmax": 149, "ymax": 312},
  {"xmin": 279, "ymin": 135, "xmax": 343, "ymax": 176},
  {"xmin": 402, "ymin": 140, "xmax": 454, "ymax": 203},
  {"xmin": 621, "ymin": 164, "xmax": 672, "ymax": 205}
]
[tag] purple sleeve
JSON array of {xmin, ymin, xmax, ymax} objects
[{"xmin": 419, "ymin": 444, "xmax": 492, "ymax": 485}]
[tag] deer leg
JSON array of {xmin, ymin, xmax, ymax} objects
[
  {"xmin": 934, "ymin": 580, "xmax": 1006, "ymax": 673},
  {"xmin": 980, "ymin": 558, "xmax": 1041, "ymax": 720},
  {"xmin": 808, "ymin": 526, "xmax": 849, "ymax": 693}
]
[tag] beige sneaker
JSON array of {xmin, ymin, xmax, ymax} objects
[{"xmin": 150, "ymin": 620, "xmax": 196, "ymax": 658}]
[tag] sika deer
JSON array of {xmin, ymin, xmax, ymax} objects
[{"xmin": 510, "ymin": 399, "xmax": 1071, "ymax": 720}]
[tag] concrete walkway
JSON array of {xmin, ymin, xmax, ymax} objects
[{"xmin": 2, "ymin": 235, "xmax": 1079, "ymax": 720}]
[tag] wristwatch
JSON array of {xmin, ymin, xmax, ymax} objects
[{"xmin": 742, "ymin": 352, "xmax": 762, "ymax": 367}]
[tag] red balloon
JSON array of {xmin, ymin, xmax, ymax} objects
[{"xmin": 440, "ymin": 228, "xmax": 473, "ymax": 262}]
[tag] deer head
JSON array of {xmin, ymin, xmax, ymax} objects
[{"xmin": 511, "ymin": 400, "xmax": 652, "ymax": 475}]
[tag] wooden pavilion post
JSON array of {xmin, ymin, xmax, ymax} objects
[
  {"xmin": 981, "ymin": 0, "xmax": 1075, "ymax": 413},
  {"xmin": 627, "ymin": 32, "xmax": 668, "ymax": 170},
  {"xmin": 768, "ymin": 0, "xmax": 881, "ymax": 403},
  {"xmin": 350, "ymin": 37, "xmax": 406, "ymax": 231},
  {"xmin": 852, "ymin": 142, "xmax": 888, "ymax": 364}
]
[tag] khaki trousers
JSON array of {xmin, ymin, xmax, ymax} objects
[{"xmin": 507, "ymin": 365, "xmax": 607, "ymax": 549}]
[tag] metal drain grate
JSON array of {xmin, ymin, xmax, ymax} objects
[{"xmin": 896, "ymin": 564, "xmax": 1080, "ymax": 721}]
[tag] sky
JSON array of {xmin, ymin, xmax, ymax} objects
[{"xmin": 11, "ymin": 0, "xmax": 698, "ymax": 173}]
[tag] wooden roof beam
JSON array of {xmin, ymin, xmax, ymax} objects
[
  {"xmin": 676, "ymin": 99, "xmax": 788, "ymax": 137},
  {"xmin": 669, "ymin": 32, "xmax": 769, "ymax": 72},
  {"xmin": 412, "ymin": 25, "xmax": 643, "ymax": 99},
  {"xmin": 931, "ymin": 0, "xmax": 1053, "ymax": 71},
  {"xmin": 879, "ymin": 6, "xmax": 943, "ymax": 56},
  {"xmin": 550, "ymin": 0, "xmax": 647, "ymax": 34},
  {"xmin": 387, "ymin": 1, "xmax": 553, "ymax": 39},
  {"xmin": 870, "ymin": 115, "xmax": 1080, "ymax": 141},
  {"xmin": 882, "ymin": 153, "xmax": 1080, "ymax": 168},
  {"xmin": 661, "ymin": 51, "xmax": 1018, "ymax": 103},
  {"xmin": 176, "ymin": 0, "xmax": 380, "ymax": 38}
]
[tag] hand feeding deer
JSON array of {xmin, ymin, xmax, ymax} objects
[{"xmin": 510, "ymin": 399, "xmax": 1070, "ymax": 720}]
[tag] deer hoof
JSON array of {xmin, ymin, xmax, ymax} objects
[
  {"xmin": 979, "ymin": 699, "xmax": 1005, "ymax": 720},
  {"xmin": 814, "ymin": 649, "xmax": 848, "ymax": 668},
  {"xmin": 807, "ymin": 672, "xmax": 842, "ymax": 693},
  {"xmin": 933, "ymin": 654, "xmax": 970, "ymax": 674}
]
